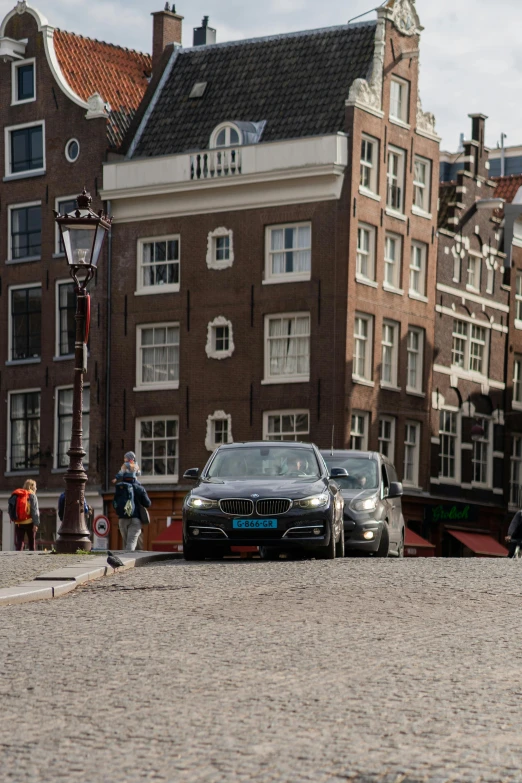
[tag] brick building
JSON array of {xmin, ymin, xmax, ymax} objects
[
  {"xmin": 102, "ymin": 0, "xmax": 440, "ymax": 550},
  {"xmin": 0, "ymin": 1, "xmax": 151, "ymax": 549}
]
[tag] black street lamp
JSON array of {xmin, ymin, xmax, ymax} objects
[{"xmin": 54, "ymin": 189, "xmax": 112, "ymax": 553}]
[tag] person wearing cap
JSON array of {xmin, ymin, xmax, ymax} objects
[{"xmin": 112, "ymin": 451, "xmax": 141, "ymax": 484}]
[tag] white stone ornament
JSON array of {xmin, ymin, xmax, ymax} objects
[
  {"xmin": 205, "ymin": 316, "xmax": 235, "ymax": 360},
  {"xmin": 86, "ymin": 92, "xmax": 109, "ymax": 119},
  {"xmin": 386, "ymin": 0, "xmax": 423, "ymax": 37},
  {"xmin": 16, "ymin": 1, "xmax": 27, "ymax": 15},
  {"xmin": 347, "ymin": 18, "xmax": 385, "ymax": 115},
  {"xmin": 206, "ymin": 227, "xmax": 234, "ymax": 270},
  {"xmin": 205, "ymin": 411, "xmax": 232, "ymax": 452},
  {"xmin": 416, "ymin": 96, "xmax": 437, "ymax": 137}
]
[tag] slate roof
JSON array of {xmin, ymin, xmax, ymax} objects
[
  {"xmin": 54, "ymin": 30, "xmax": 152, "ymax": 149},
  {"xmin": 130, "ymin": 22, "xmax": 377, "ymax": 159}
]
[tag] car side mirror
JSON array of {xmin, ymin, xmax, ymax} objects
[
  {"xmin": 388, "ymin": 481, "xmax": 403, "ymax": 499},
  {"xmin": 330, "ymin": 467, "xmax": 349, "ymax": 479},
  {"xmin": 183, "ymin": 468, "xmax": 200, "ymax": 480}
]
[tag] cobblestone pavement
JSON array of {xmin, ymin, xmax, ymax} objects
[
  {"xmin": 1, "ymin": 557, "xmax": 522, "ymax": 783},
  {"xmin": 0, "ymin": 552, "xmax": 100, "ymax": 589}
]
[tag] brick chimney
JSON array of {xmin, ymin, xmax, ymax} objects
[{"xmin": 151, "ymin": 3, "xmax": 183, "ymax": 70}]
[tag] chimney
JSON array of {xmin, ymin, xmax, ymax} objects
[
  {"xmin": 151, "ymin": 3, "xmax": 183, "ymax": 71},
  {"xmin": 193, "ymin": 16, "xmax": 216, "ymax": 47}
]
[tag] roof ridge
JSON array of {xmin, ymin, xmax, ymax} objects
[{"xmin": 55, "ymin": 28, "xmax": 151, "ymax": 60}]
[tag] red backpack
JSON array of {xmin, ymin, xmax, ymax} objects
[{"xmin": 8, "ymin": 489, "xmax": 32, "ymax": 523}]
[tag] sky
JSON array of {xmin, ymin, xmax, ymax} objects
[{"xmin": 2, "ymin": 0, "xmax": 520, "ymax": 152}]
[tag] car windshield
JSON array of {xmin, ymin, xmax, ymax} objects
[
  {"xmin": 323, "ymin": 455, "xmax": 379, "ymax": 490},
  {"xmin": 206, "ymin": 446, "xmax": 321, "ymax": 479}
]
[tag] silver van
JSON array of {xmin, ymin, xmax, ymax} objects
[{"xmin": 320, "ymin": 450, "xmax": 405, "ymax": 557}]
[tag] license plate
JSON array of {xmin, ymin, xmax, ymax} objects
[{"xmin": 233, "ymin": 519, "xmax": 278, "ymax": 529}]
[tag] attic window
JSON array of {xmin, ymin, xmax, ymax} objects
[
  {"xmin": 210, "ymin": 123, "xmax": 242, "ymax": 149},
  {"xmin": 190, "ymin": 82, "xmax": 207, "ymax": 99}
]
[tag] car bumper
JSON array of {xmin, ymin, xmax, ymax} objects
[{"xmin": 343, "ymin": 516, "xmax": 384, "ymax": 552}]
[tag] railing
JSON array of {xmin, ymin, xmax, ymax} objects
[{"xmin": 190, "ymin": 148, "xmax": 242, "ymax": 180}]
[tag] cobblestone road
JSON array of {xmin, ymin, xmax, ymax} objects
[
  {"xmin": 0, "ymin": 552, "xmax": 100, "ymax": 589},
  {"xmin": 1, "ymin": 558, "xmax": 522, "ymax": 783}
]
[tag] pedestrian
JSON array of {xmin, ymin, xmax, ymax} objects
[
  {"xmin": 113, "ymin": 468, "xmax": 151, "ymax": 551},
  {"xmin": 111, "ymin": 451, "xmax": 141, "ymax": 484},
  {"xmin": 58, "ymin": 492, "xmax": 90, "ymax": 523},
  {"xmin": 505, "ymin": 508, "xmax": 522, "ymax": 557},
  {"xmin": 8, "ymin": 479, "xmax": 40, "ymax": 552}
]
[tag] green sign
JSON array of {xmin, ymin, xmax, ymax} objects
[{"xmin": 424, "ymin": 503, "xmax": 478, "ymax": 523}]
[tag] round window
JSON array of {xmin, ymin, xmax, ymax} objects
[{"xmin": 65, "ymin": 139, "xmax": 80, "ymax": 163}]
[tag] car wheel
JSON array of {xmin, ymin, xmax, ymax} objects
[
  {"xmin": 259, "ymin": 546, "xmax": 281, "ymax": 560},
  {"xmin": 375, "ymin": 524, "xmax": 390, "ymax": 558},
  {"xmin": 317, "ymin": 523, "xmax": 336, "ymax": 559},
  {"xmin": 397, "ymin": 532, "xmax": 404, "ymax": 558},
  {"xmin": 335, "ymin": 523, "xmax": 345, "ymax": 558}
]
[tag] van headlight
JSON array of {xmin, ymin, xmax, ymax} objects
[
  {"xmin": 295, "ymin": 493, "xmax": 329, "ymax": 509},
  {"xmin": 350, "ymin": 497, "xmax": 377, "ymax": 512},
  {"xmin": 187, "ymin": 496, "xmax": 219, "ymax": 509}
]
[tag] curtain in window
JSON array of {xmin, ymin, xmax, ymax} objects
[{"xmin": 269, "ymin": 316, "xmax": 309, "ymax": 376}]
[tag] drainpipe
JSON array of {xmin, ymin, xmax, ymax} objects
[{"xmin": 104, "ymin": 200, "xmax": 112, "ymax": 493}]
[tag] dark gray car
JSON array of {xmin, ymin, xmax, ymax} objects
[{"xmin": 320, "ymin": 450, "xmax": 405, "ymax": 557}]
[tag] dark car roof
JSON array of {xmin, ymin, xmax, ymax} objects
[{"xmin": 218, "ymin": 441, "xmax": 316, "ymax": 449}]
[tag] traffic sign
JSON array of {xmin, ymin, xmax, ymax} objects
[{"xmin": 93, "ymin": 515, "xmax": 110, "ymax": 538}]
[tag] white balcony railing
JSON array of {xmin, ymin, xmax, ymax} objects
[{"xmin": 190, "ymin": 148, "xmax": 242, "ymax": 180}]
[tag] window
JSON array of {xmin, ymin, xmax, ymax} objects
[
  {"xmin": 412, "ymin": 156, "xmax": 431, "ymax": 214},
  {"xmin": 390, "ymin": 77, "xmax": 409, "ymax": 124},
  {"xmin": 9, "ymin": 202, "xmax": 41, "ymax": 260},
  {"xmin": 384, "ymin": 233, "xmax": 402, "ymax": 289},
  {"xmin": 356, "ymin": 224, "xmax": 376, "ymax": 282},
  {"xmin": 206, "ymin": 227, "xmax": 234, "ymax": 270},
  {"xmin": 6, "ymin": 122, "xmax": 44, "ymax": 176},
  {"xmin": 381, "ymin": 320, "xmax": 399, "ymax": 387},
  {"xmin": 378, "ymin": 417, "xmax": 395, "ymax": 460},
  {"xmin": 439, "ymin": 410, "xmax": 459, "ymax": 480},
  {"xmin": 137, "ymin": 236, "xmax": 180, "ymax": 294},
  {"xmin": 386, "ymin": 147, "xmax": 406, "ymax": 213},
  {"xmin": 205, "ymin": 411, "xmax": 233, "ymax": 451},
  {"xmin": 360, "ymin": 135, "xmax": 379, "ymax": 194},
  {"xmin": 350, "ymin": 411, "xmax": 369, "ymax": 450},
  {"xmin": 263, "ymin": 410, "xmax": 310, "ymax": 441},
  {"xmin": 137, "ymin": 417, "xmax": 179, "ymax": 482},
  {"xmin": 353, "ymin": 313, "xmax": 373, "ymax": 382},
  {"xmin": 9, "ymin": 390, "xmax": 40, "ymax": 472},
  {"xmin": 65, "ymin": 139, "xmax": 80, "ymax": 163},
  {"xmin": 472, "ymin": 419, "xmax": 490, "ymax": 486},
  {"xmin": 264, "ymin": 313, "xmax": 310, "ymax": 383},
  {"xmin": 451, "ymin": 320, "xmax": 488, "ymax": 375},
  {"xmin": 265, "ymin": 223, "xmax": 311, "ymax": 282},
  {"xmin": 211, "ymin": 123, "xmax": 241, "ymax": 148},
  {"xmin": 56, "ymin": 386, "xmax": 90, "ymax": 468},
  {"xmin": 486, "ymin": 264, "xmax": 494, "ymax": 295},
  {"xmin": 137, "ymin": 324, "xmax": 180, "ymax": 389},
  {"xmin": 466, "ymin": 255, "xmax": 481, "ymax": 291},
  {"xmin": 406, "ymin": 328, "xmax": 424, "ymax": 393},
  {"xmin": 409, "ymin": 241, "xmax": 427, "ymax": 297},
  {"xmin": 206, "ymin": 316, "xmax": 234, "ymax": 359},
  {"xmin": 12, "ymin": 60, "xmax": 35, "ymax": 104},
  {"xmin": 516, "ymin": 274, "xmax": 522, "ymax": 324},
  {"xmin": 404, "ymin": 422, "xmax": 420, "ymax": 486},
  {"xmin": 10, "ymin": 285, "xmax": 41, "ymax": 361},
  {"xmin": 55, "ymin": 197, "xmax": 77, "ymax": 254},
  {"xmin": 56, "ymin": 281, "xmax": 76, "ymax": 357},
  {"xmin": 514, "ymin": 356, "xmax": 522, "ymax": 405},
  {"xmin": 510, "ymin": 436, "xmax": 522, "ymax": 506},
  {"xmin": 469, "ymin": 324, "xmax": 487, "ymax": 373}
]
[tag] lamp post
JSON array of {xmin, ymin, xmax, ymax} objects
[{"xmin": 54, "ymin": 189, "xmax": 112, "ymax": 553}]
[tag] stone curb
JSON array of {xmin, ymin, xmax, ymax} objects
[{"xmin": 0, "ymin": 551, "xmax": 182, "ymax": 607}]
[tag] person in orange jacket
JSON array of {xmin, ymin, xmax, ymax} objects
[{"xmin": 9, "ymin": 479, "xmax": 40, "ymax": 551}]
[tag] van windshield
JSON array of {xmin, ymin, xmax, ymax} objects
[
  {"xmin": 323, "ymin": 455, "xmax": 379, "ymax": 490},
  {"xmin": 207, "ymin": 446, "xmax": 321, "ymax": 479}
]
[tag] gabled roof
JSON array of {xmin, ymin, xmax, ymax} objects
[
  {"xmin": 130, "ymin": 22, "xmax": 377, "ymax": 159},
  {"xmin": 493, "ymin": 174, "xmax": 522, "ymax": 204},
  {"xmin": 54, "ymin": 30, "xmax": 152, "ymax": 149}
]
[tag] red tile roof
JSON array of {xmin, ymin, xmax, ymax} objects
[
  {"xmin": 493, "ymin": 174, "xmax": 522, "ymax": 204},
  {"xmin": 53, "ymin": 30, "xmax": 151, "ymax": 149}
]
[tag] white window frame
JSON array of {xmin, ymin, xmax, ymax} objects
[
  {"xmin": 5, "ymin": 120, "xmax": 45, "ymax": 179},
  {"xmin": 65, "ymin": 138, "xmax": 80, "ymax": 164},
  {"xmin": 54, "ymin": 196, "xmax": 77, "ymax": 256},
  {"xmin": 353, "ymin": 313, "xmax": 374, "ymax": 383},
  {"xmin": 406, "ymin": 327, "xmax": 424, "ymax": 394},
  {"xmin": 378, "ymin": 416, "xmax": 396, "ymax": 461},
  {"xmin": 8, "ymin": 282, "xmax": 42, "ymax": 363},
  {"xmin": 12, "ymin": 58, "xmax": 36, "ymax": 106},
  {"xmin": 451, "ymin": 319, "xmax": 489, "ymax": 376},
  {"xmin": 7, "ymin": 387, "xmax": 41, "ymax": 475},
  {"xmin": 412, "ymin": 156, "xmax": 432, "ymax": 216},
  {"xmin": 135, "ymin": 322, "xmax": 180, "ymax": 391},
  {"xmin": 386, "ymin": 146, "xmax": 406, "ymax": 215},
  {"xmin": 262, "ymin": 410, "xmax": 310, "ymax": 441},
  {"xmin": 53, "ymin": 384, "xmax": 90, "ymax": 470},
  {"xmin": 356, "ymin": 223, "xmax": 377, "ymax": 283},
  {"xmin": 54, "ymin": 278, "xmax": 76, "ymax": 359},
  {"xmin": 206, "ymin": 227, "xmax": 234, "ymax": 270},
  {"xmin": 381, "ymin": 320, "xmax": 400, "ymax": 389},
  {"xmin": 210, "ymin": 122, "xmax": 242, "ymax": 149},
  {"xmin": 510, "ymin": 435, "xmax": 522, "ymax": 508},
  {"xmin": 439, "ymin": 409, "xmax": 460, "ymax": 483},
  {"xmin": 409, "ymin": 241, "xmax": 427, "ymax": 299},
  {"xmin": 136, "ymin": 235, "xmax": 181, "ymax": 295},
  {"xmin": 514, "ymin": 355, "xmax": 522, "ymax": 408},
  {"xmin": 360, "ymin": 134, "xmax": 379, "ymax": 196},
  {"xmin": 471, "ymin": 417, "xmax": 492, "ymax": 488},
  {"xmin": 466, "ymin": 252, "xmax": 481, "ymax": 292},
  {"xmin": 206, "ymin": 316, "xmax": 234, "ymax": 360},
  {"xmin": 403, "ymin": 421, "xmax": 420, "ymax": 487},
  {"xmin": 8, "ymin": 200, "xmax": 42, "ymax": 263},
  {"xmin": 384, "ymin": 232, "xmax": 403, "ymax": 292},
  {"xmin": 205, "ymin": 410, "xmax": 233, "ymax": 452},
  {"xmin": 389, "ymin": 77, "xmax": 410, "ymax": 126},
  {"xmin": 264, "ymin": 222, "xmax": 312, "ymax": 284},
  {"xmin": 135, "ymin": 415, "xmax": 179, "ymax": 484},
  {"xmin": 516, "ymin": 273, "xmax": 522, "ymax": 329},
  {"xmin": 263, "ymin": 312, "xmax": 310, "ymax": 384},
  {"xmin": 350, "ymin": 411, "xmax": 369, "ymax": 451}
]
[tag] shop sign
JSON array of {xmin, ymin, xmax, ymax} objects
[{"xmin": 424, "ymin": 503, "xmax": 478, "ymax": 523}]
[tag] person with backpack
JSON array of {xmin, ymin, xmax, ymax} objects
[
  {"xmin": 58, "ymin": 492, "xmax": 90, "ymax": 524},
  {"xmin": 9, "ymin": 479, "xmax": 40, "ymax": 551},
  {"xmin": 113, "ymin": 470, "xmax": 151, "ymax": 551}
]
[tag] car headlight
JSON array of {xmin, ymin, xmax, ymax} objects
[
  {"xmin": 350, "ymin": 497, "xmax": 378, "ymax": 512},
  {"xmin": 295, "ymin": 493, "xmax": 329, "ymax": 509},
  {"xmin": 187, "ymin": 496, "xmax": 219, "ymax": 509}
]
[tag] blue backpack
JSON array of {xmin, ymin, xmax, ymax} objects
[{"xmin": 113, "ymin": 481, "xmax": 135, "ymax": 518}]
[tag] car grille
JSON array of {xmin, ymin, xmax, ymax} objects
[
  {"xmin": 256, "ymin": 498, "xmax": 292, "ymax": 516},
  {"xmin": 219, "ymin": 498, "xmax": 254, "ymax": 516}
]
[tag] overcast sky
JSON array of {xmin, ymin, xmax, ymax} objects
[{"xmin": 3, "ymin": 0, "xmax": 520, "ymax": 151}]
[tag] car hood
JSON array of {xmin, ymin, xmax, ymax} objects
[{"xmin": 192, "ymin": 477, "xmax": 328, "ymax": 500}]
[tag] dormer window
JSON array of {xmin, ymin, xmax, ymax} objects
[
  {"xmin": 12, "ymin": 59, "xmax": 35, "ymax": 105},
  {"xmin": 210, "ymin": 123, "xmax": 242, "ymax": 149}
]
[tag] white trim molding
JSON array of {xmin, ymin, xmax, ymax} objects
[
  {"xmin": 205, "ymin": 410, "xmax": 233, "ymax": 452},
  {"xmin": 206, "ymin": 227, "xmax": 234, "ymax": 270},
  {"xmin": 346, "ymin": 16, "xmax": 385, "ymax": 117},
  {"xmin": 205, "ymin": 316, "xmax": 234, "ymax": 360}
]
